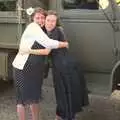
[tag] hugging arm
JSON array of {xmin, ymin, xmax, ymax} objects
[
  {"xmin": 28, "ymin": 49, "xmax": 51, "ymax": 55},
  {"xmin": 28, "ymin": 26, "xmax": 69, "ymax": 55},
  {"xmin": 31, "ymin": 23, "xmax": 68, "ymax": 49},
  {"xmin": 19, "ymin": 23, "xmax": 68, "ymax": 55}
]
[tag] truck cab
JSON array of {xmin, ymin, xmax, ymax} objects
[
  {"xmin": 0, "ymin": 0, "xmax": 120, "ymax": 95},
  {"xmin": 49, "ymin": 0, "xmax": 120, "ymax": 95}
]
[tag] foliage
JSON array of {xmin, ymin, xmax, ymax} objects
[{"xmin": 0, "ymin": 1, "xmax": 16, "ymax": 11}]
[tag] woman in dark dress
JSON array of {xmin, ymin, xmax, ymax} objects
[
  {"xmin": 12, "ymin": 8, "xmax": 68, "ymax": 120},
  {"xmin": 44, "ymin": 11, "xmax": 89, "ymax": 120}
]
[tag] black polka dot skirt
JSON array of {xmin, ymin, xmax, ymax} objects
[{"xmin": 13, "ymin": 60, "xmax": 44, "ymax": 105}]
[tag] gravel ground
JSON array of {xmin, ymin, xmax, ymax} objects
[
  {"xmin": 0, "ymin": 80, "xmax": 120, "ymax": 120},
  {"xmin": 0, "ymin": 82, "xmax": 17, "ymax": 120}
]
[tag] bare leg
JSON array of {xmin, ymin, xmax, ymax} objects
[
  {"xmin": 30, "ymin": 103, "xmax": 39, "ymax": 120},
  {"xmin": 55, "ymin": 115, "xmax": 63, "ymax": 120},
  {"xmin": 17, "ymin": 104, "xmax": 26, "ymax": 120}
]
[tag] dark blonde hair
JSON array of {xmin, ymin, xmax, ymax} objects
[
  {"xmin": 26, "ymin": 7, "xmax": 47, "ymax": 23},
  {"xmin": 31, "ymin": 7, "xmax": 47, "ymax": 20},
  {"xmin": 47, "ymin": 10, "xmax": 61, "ymax": 26}
]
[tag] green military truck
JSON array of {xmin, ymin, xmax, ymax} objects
[{"xmin": 0, "ymin": 0, "xmax": 120, "ymax": 95}]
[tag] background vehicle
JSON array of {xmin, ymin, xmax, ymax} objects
[{"xmin": 0, "ymin": 0, "xmax": 120, "ymax": 95}]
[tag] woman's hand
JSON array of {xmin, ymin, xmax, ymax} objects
[
  {"xmin": 40, "ymin": 49, "xmax": 51, "ymax": 55},
  {"xmin": 59, "ymin": 41, "xmax": 69, "ymax": 48},
  {"xmin": 64, "ymin": 41, "xmax": 69, "ymax": 48},
  {"xmin": 19, "ymin": 47, "xmax": 51, "ymax": 55},
  {"xmin": 29, "ymin": 49, "xmax": 51, "ymax": 55}
]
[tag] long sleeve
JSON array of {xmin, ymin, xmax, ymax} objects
[
  {"xmin": 20, "ymin": 22, "xmax": 59, "ymax": 49},
  {"xmin": 13, "ymin": 22, "xmax": 60, "ymax": 70}
]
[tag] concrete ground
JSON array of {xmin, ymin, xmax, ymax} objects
[{"xmin": 0, "ymin": 71, "xmax": 120, "ymax": 120}]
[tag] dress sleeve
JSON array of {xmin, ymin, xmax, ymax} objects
[
  {"xmin": 29, "ymin": 23, "xmax": 59, "ymax": 49},
  {"xmin": 58, "ymin": 26, "xmax": 67, "ymax": 41}
]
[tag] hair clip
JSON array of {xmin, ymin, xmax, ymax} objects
[{"xmin": 26, "ymin": 7, "xmax": 35, "ymax": 16}]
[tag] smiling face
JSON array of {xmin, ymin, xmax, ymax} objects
[
  {"xmin": 33, "ymin": 12, "xmax": 46, "ymax": 27},
  {"xmin": 45, "ymin": 14, "xmax": 57, "ymax": 32}
]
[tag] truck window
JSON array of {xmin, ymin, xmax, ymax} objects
[
  {"xmin": 63, "ymin": 0, "xmax": 109, "ymax": 10},
  {"xmin": 0, "ymin": 0, "xmax": 16, "ymax": 11}
]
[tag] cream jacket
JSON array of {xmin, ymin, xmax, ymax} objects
[{"xmin": 12, "ymin": 22, "xmax": 59, "ymax": 70}]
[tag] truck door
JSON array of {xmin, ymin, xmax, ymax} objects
[{"xmin": 52, "ymin": 0, "xmax": 120, "ymax": 95}]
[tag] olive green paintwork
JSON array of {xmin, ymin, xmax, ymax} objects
[{"xmin": 0, "ymin": 0, "xmax": 119, "ymax": 95}]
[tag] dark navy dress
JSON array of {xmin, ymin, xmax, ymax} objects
[
  {"xmin": 13, "ymin": 41, "xmax": 45, "ymax": 105},
  {"xmin": 45, "ymin": 27, "xmax": 89, "ymax": 120}
]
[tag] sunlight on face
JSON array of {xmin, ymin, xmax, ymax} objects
[
  {"xmin": 33, "ymin": 12, "xmax": 45, "ymax": 27},
  {"xmin": 45, "ymin": 15, "xmax": 57, "ymax": 31}
]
